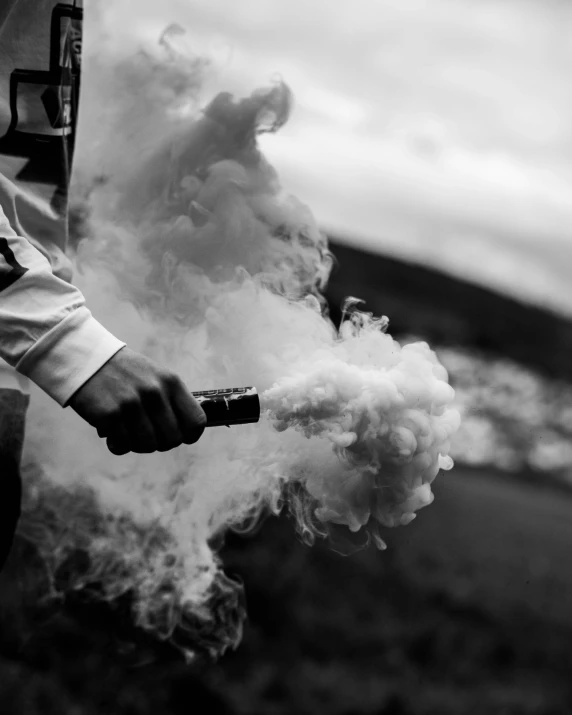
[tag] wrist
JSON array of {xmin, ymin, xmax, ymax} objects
[{"xmin": 16, "ymin": 308, "xmax": 126, "ymax": 406}]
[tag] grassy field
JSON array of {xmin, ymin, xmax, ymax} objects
[{"xmin": 2, "ymin": 467, "xmax": 572, "ymax": 715}]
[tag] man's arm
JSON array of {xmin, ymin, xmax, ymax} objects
[{"xmin": 0, "ymin": 207, "xmax": 206, "ymax": 454}]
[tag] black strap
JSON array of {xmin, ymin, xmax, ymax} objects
[{"xmin": 0, "ymin": 237, "xmax": 28, "ymax": 292}]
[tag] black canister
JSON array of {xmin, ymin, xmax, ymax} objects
[{"xmin": 192, "ymin": 387, "xmax": 260, "ymax": 427}]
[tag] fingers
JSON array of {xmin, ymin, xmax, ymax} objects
[
  {"xmin": 141, "ymin": 387, "xmax": 182, "ymax": 453},
  {"xmin": 106, "ymin": 426, "xmax": 130, "ymax": 456},
  {"xmin": 98, "ymin": 403, "xmax": 157, "ymax": 456},
  {"xmin": 168, "ymin": 377, "xmax": 207, "ymax": 445},
  {"xmin": 98, "ymin": 419, "xmax": 130, "ymax": 455},
  {"xmin": 96, "ymin": 377, "xmax": 206, "ymax": 456},
  {"xmin": 123, "ymin": 404, "xmax": 158, "ymax": 453}
]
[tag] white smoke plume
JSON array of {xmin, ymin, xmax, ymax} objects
[{"xmin": 18, "ymin": 22, "xmax": 460, "ymax": 659}]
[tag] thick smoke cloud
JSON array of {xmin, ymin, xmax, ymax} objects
[{"xmin": 18, "ymin": 18, "xmax": 459, "ymax": 659}]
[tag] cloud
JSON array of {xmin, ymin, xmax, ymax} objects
[{"xmin": 86, "ymin": 0, "xmax": 572, "ymax": 314}]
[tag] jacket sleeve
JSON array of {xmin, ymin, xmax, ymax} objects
[{"xmin": 0, "ymin": 205, "xmax": 125, "ymax": 406}]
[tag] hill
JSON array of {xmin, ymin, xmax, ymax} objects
[{"xmin": 326, "ymin": 240, "xmax": 572, "ymax": 381}]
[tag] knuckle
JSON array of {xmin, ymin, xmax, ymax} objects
[
  {"xmin": 164, "ymin": 372, "xmax": 182, "ymax": 390},
  {"xmin": 119, "ymin": 394, "xmax": 141, "ymax": 413},
  {"xmin": 101, "ymin": 406, "xmax": 123, "ymax": 426},
  {"xmin": 141, "ymin": 381, "xmax": 164, "ymax": 402}
]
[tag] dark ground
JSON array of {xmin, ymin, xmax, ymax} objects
[
  {"xmin": 2, "ymin": 467, "xmax": 572, "ymax": 715},
  {"xmin": 2, "ymin": 245, "xmax": 572, "ymax": 714}
]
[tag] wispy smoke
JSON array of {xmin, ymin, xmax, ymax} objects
[{"xmin": 19, "ymin": 24, "xmax": 459, "ymax": 659}]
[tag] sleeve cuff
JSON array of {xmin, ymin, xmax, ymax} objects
[{"xmin": 16, "ymin": 306, "xmax": 126, "ymax": 406}]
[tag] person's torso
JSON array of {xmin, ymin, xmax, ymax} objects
[{"xmin": 0, "ymin": 0, "xmax": 82, "ymax": 280}]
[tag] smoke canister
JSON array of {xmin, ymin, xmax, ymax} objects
[{"xmin": 192, "ymin": 387, "xmax": 260, "ymax": 427}]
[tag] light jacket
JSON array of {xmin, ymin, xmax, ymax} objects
[{"xmin": 0, "ymin": 0, "xmax": 124, "ymax": 404}]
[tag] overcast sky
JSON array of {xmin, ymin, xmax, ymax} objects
[{"xmin": 92, "ymin": 0, "xmax": 572, "ymax": 315}]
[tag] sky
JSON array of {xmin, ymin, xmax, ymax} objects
[{"xmin": 91, "ymin": 0, "xmax": 572, "ymax": 316}]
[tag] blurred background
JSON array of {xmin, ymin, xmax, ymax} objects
[{"xmin": 3, "ymin": 0, "xmax": 572, "ymax": 713}]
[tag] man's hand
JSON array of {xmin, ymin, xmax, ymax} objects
[{"xmin": 68, "ymin": 347, "xmax": 206, "ymax": 455}]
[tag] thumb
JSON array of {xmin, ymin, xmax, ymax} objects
[{"xmin": 169, "ymin": 381, "xmax": 207, "ymax": 444}]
